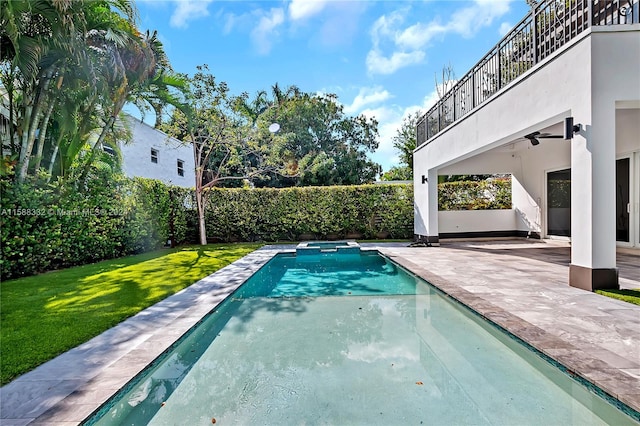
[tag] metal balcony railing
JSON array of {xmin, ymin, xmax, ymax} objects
[{"xmin": 416, "ymin": 0, "xmax": 639, "ymax": 147}]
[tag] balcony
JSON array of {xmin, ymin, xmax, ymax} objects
[{"xmin": 416, "ymin": 0, "xmax": 639, "ymax": 147}]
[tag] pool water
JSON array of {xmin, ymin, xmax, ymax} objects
[
  {"xmin": 239, "ymin": 251, "xmax": 425, "ymax": 297},
  {"xmin": 86, "ymin": 251, "xmax": 638, "ymax": 425}
]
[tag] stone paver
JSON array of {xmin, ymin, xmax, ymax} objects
[
  {"xmin": 1, "ymin": 240, "xmax": 638, "ymax": 424},
  {"xmin": 378, "ymin": 240, "xmax": 640, "ymax": 417}
]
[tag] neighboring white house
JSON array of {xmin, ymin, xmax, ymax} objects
[
  {"xmin": 414, "ymin": 0, "xmax": 640, "ymax": 291},
  {"xmin": 119, "ymin": 115, "xmax": 195, "ymax": 188}
]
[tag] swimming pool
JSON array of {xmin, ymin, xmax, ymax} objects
[{"xmin": 85, "ymin": 250, "xmax": 638, "ymax": 425}]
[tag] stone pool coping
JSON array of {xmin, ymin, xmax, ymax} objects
[
  {"xmin": 1, "ymin": 241, "xmax": 639, "ymax": 424},
  {"xmin": 380, "ymin": 246, "xmax": 640, "ymax": 419}
]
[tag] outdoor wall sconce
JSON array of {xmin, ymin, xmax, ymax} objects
[
  {"xmin": 525, "ymin": 117, "xmax": 581, "ymax": 146},
  {"xmin": 421, "ymin": 175, "xmax": 428, "ymax": 184}
]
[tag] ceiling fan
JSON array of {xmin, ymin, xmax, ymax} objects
[
  {"xmin": 523, "ymin": 131, "xmax": 563, "ymax": 146},
  {"xmin": 523, "ymin": 117, "xmax": 581, "ymax": 146}
]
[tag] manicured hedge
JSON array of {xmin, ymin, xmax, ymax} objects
[
  {"xmin": 438, "ymin": 178, "xmax": 511, "ymax": 210},
  {"xmin": 1, "ymin": 177, "xmax": 511, "ymax": 280},
  {"xmin": 0, "ymin": 174, "xmax": 194, "ymax": 280},
  {"xmin": 205, "ymin": 184, "xmax": 414, "ymax": 242}
]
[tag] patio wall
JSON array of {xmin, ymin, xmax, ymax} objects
[{"xmin": 438, "ymin": 210, "xmax": 518, "ymax": 237}]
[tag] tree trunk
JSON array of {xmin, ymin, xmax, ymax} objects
[
  {"xmin": 196, "ymin": 188, "xmax": 207, "ymax": 245},
  {"xmin": 18, "ymin": 68, "xmax": 55, "ymax": 181},
  {"xmin": 4, "ymin": 66, "xmax": 18, "ymax": 154},
  {"xmin": 191, "ymin": 129, "xmax": 207, "ymax": 245},
  {"xmin": 17, "ymin": 92, "xmax": 34, "ymax": 181},
  {"xmin": 34, "ymin": 100, "xmax": 55, "ymax": 172},
  {"xmin": 47, "ymin": 143, "xmax": 59, "ymax": 180}
]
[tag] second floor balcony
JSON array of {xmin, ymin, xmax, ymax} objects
[{"xmin": 416, "ymin": 0, "xmax": 639, "ymax": 147}]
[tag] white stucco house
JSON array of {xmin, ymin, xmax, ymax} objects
[
  {"xmin": 414, "ymin": 0, "xmax": 639, "ymax": 291},
  {"xmin": 119, "ymin": 115, "xmax": 195, "ymax": 189}
]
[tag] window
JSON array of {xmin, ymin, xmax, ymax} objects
[
  {"xmin": 151, "ymin": 148, "xmax": 158, "ymax": 163},
  {"xmin": 177, "ymin": 159, "xmax": 184, "ymax": 177}
]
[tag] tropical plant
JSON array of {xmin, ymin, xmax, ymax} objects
[
  {"xmin": 252, "ymin": 90, "xmax": 381, "ymax": 187},
  {"xmin": 161, "ymin": 65, "xmax": 289, "ymax": 245},
  {"xmin": 392, "ymin": 112, "xmax": 420, "ymax": 171},
  {"xmin": 0, "ymin": 0, "xmax": 184, "ymax": 183},
  {"xmin": 0, "ymin": 0, "xmax": 137, "ymax": 180},
  {"xmin": 381, "ymin": 165, "xmax": 412, "ymax": 181}
]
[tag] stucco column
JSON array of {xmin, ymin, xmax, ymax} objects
[
  {"xmin": 413, "ymin": 168, "xmax": 440, "ymax": 245},
  {"xmin": 569, "ymin": 108, "xmax": 619, "ymax": 290},
  {"xmin": 426, "ymin": 168, "xmax": 440, "ymax": 245}
]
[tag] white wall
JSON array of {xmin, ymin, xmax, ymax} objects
[
  {"xmin": 439, "ymin": 210, "xmax": 516, "ymax": 234},
  {"xmin": 120, "ymin": 117, "xmax": 195, "ymax": 188},
  {"xmin": 616, "ymin": 108, "xmax": 640, "ymax": 155}
]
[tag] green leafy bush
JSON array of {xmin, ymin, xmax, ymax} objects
[
  {"xmin": 205, "ymin": 184, "xmax": 414, "ymax": 242},
  {"xmin": 438, "ymin": 178, "xmax": 511, "ymax": 210},
  {"xmin": 1, "ymin": 174, "xmax": 195, "ymax": 280},
  {"xmin": 2, "ymin": 176, "xmax": 511, "ymax": 280}
]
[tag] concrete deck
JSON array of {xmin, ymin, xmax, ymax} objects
[{"xmin": 1, "ymin": 240, "xmax": 639, "ymax": 425}]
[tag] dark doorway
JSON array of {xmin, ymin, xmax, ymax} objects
[
  {"xmin": 616, "ymin": 158, "xmax": 630, "ymax": 242},
  {"xmin": 547, "ymin": 169, "xmax": 571, "ymax": 237}
]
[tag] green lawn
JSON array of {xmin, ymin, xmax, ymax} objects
[
  {"xmin": 0, "ymin": 243, "xmax": 261, "ymax": 385},
  {"xmin": 596, "ymin": 288, "xmax": 640, "ymax": 306}
]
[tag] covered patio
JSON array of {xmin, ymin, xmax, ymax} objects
[{"xmin": 413, "ymin": 0, "xmax": 640, "ymax": 291}]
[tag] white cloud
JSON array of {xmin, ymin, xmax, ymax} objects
[
  {"xmin": 251, "ymin": 8, "xmax": 286, "ymax": 55},
  {"xmin": 222, "ymin": 1, "xmax": 366, "ymax": 54},
  {"xmin": 365, "ymin": 107, "xmax": 404, "ymax": 169},
  {"xmin": 366, "ymin": 49, "xmax": 425, "ymax": 76},
  {"xmin": 344, "ymin": 86, "xmax": 393, "ymax": 114},
  {"xmin": 395, "ymin": 21, "xmax": 447, "ymax": 50},
  {"xmin": 370, "ymin": 9, "xmax": 406, "ymax": 45},
  {"xmin": 360, "ymin": 104, "xmax": 416, "ymax": 171},
  {"xmin": 448, "ymin": 0, "xmax": 511, "ymax": 37},
  {"xmin": 289, "ymin": 0, "xmax": 329, "ymax": 21},
  {"xmin": 367, "ymin": 0, "xmax": 512, "ymax": 75},
  {"xmin": 170, "ymin": 0, "xmax": 213, "ymax": 29},
  {"xmin": 499, "ymin": 21, "xmax": 513, "ymax": 36},
  {"xmin": 223, "ymin": 13, "xmax": 237, "ymax": 34},
  {"xmin": 360, "ymin": 89, "xmax": 449, "ymax": 172}
]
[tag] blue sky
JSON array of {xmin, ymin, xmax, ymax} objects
[{"xmin": 135, "ymin": 0, "xmax": 530, "ymax": 172}]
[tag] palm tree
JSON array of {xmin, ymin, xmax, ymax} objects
[
  {"xmin": 0, "ymin": 0, "xmax": 139, "ymax": 181},
  {"xmin": 79, "ymin": 29, "xmax": 180, "ymax": 179},
  {"xmin": 235, "ymin": 90, "xmax": 269, "ymax": 125},
  {"xmin": 1, "ymin": 0, "xmax": 81, "ymax": 180}
]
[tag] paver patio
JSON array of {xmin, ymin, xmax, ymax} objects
[{"xmin": 1, "ymin": 240, "xmax": 638, "ymax": 425}]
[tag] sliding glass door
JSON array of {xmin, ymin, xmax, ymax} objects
[
  {"xmin": 547, "ymin": 169, "xmax": 571, "ymax": 237},
  {"xmin": 616, "ymin": 158, "xmax": 630, "ymax": 243}
]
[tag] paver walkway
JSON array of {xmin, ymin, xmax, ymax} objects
[
  {"xmin": 1, "ymin": 240, "xmax": 638, "ymax": 425},
  {"xmin": 379, "ymin": 240, "xmax": 640, "ymax": 418}
]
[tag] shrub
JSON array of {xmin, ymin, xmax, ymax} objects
[
  {"xmin": 205, "ymin": 184, "xmax": 414, "ymax": 242},
  {"xmin": 1, "ymin": 176, "xmax": 511, "ymax": 280},
  {"xmin": 438, "ymin": 178, "xmax": 511, "ymax": 210},
  {"xmin": 0, "ymin": 174, "xmax": 195, "ymax": 280}
]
